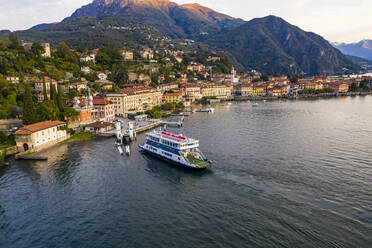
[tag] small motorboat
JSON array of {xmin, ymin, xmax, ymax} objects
[
  {"xmin": 125, "ymin": 145, "xmax": 130, "ymax": 156},
  {"xmin": 117, "ymin": 145, "xmax": 124, "ymax": 155},
  {"xmin": 252, "ymin": 103, "xmax": 259, "ymax": 107}
]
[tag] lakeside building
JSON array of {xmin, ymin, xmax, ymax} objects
[
  {"xmin": 107, "ymin": 86, "xmax": 162, "ymax": 117},
  {"xmin": 14, "ymin": 121, "xmax": 67, "ymax": 153},
  {"xmin": 268, "ymin": 85, "xmax": 290, "ymax": 97},
  {"xmin": 252, "ymin": 83, "xmax": 267, "ymax": 96},
  {"xmin": 66, "ymin": 96, "xmax": 94, "ymax": 129},
  {"xmin": 92, "ymin": 97, "xmax": 115, "ymax": 122},
  {"xmin": 235, "ymin": 83, "xmax": 253, "ymax": 96},
  {"xmin": 200, "ymin": 84, "xmax": 233, "ymax": 99},
  {"xmin": 162, "ymin": 92, "xmax": 183, "ymax": 104},
  {"xmin": 326, "ymin": 82, "xmax": 349, "ymax": 93},
  {"xmin": 180, "ymin": 84, "xmax": 202, "ymax": 102}
]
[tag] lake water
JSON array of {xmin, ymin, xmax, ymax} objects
[{"xmin": 1, "ymin": 96, "xmax": 371, "ymax": 248}]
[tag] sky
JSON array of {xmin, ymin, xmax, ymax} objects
[{"xmin": 0, "ymin": 0, "xmax": 371, "ymax": 43}]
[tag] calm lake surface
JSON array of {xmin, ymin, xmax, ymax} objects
[{"xmin": 1, "ymin": 96, "xmax": 372, "ymax": 248}]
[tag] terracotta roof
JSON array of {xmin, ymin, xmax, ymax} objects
[
  {"xmin": 93, "ymin": 98, "xmax": 112, "ymax": 105},
  {"xmin": 112, "ymin": 86, "xmax": 157, "ymax": 95},
  {"xmin": 15, "ymin": 121, "xmax": 65, "ymax": 135},
  {"xmin": 163, "ymin": 92, "xmax": 183, "ymax": 96}
]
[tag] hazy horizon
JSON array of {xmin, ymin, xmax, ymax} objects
[{"xmin": 0, "ymin": 0, "xmax": 371, "ymax": 43}]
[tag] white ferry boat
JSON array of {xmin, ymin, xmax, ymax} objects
[{"xmin": 139, "ymin": 131, "xmax": 212, "ymax": 170}]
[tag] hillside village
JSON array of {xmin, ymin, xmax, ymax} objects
[{"xmin": 0, "ymin": 34, "xmax": 371, "ymax": 160}]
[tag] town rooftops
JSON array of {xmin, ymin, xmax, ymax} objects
[
  {"xmin": 93, "ymin": 97, "xmax": 112, "ymax": 105},
  {"xmin": 110, "ymin": 86, "xmax": 158, "ymax": 95},
  {"xmin": 163, "ymin": 92, "xmax": 183, "ymax": 96},
  {"xmin": 15, "ymin": 121, "xmax": 65, "ymax": 135}
]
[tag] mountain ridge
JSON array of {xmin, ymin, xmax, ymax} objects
[
  {"xmin": 67, "ymin": 0, "xmax": 245, "ymax": 39},
  {"xmin": 332, "ymin": 40, "xmax": 372, "ymax": 61},
  {"xmin": 205, "ymin": 16, "xmax": 361, "ymax": 75}
]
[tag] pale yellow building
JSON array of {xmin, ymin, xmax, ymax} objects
[
  {"xmin": 235, "ymin": 83, "xmax": 253, "ymax": 96},
  {"xmin": 107, "ymin": 87, "xmax": 162, "ymax": 117},
  {"xmin": 200, "ymin": 84, "xmax": 233, "ymax": 99},
  {"xmin": 121, "ymin": 50, "xmax": 133, "ymax": 60},
  {"xmin": 163, "ymin": 92, "xmax": 183, "ymax": 104},
  {"xmin": 180, "ymin": 84, "xmax": 202, "ymax": 102}
]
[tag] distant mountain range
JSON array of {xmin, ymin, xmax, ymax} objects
[
  {"xmin": 4, "ymin": 0, "xmax": 363, "ymax": 75},
  {"xmin": 332, "ymin": 40, "xmax": 372, "ymax": 61}
]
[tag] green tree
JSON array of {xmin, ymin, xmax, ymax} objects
[
  {"xmin": 56, "ymin": 85, "xmax": 64, "ymax": 112},
  {"xmin": 112, "ymin": 63, "xmax": 128, "ymax": 87},
  {"xmin": 39, "ymin": 100, "xmax": 60, "ymax": 121},
  {"xmin": 50, "ymin": 83, "xmax": 57, "ymax": 103},
  {"xmin": 62, "ymin": 106, "xmax": 79, "ymax": 120},
  {"xmin": 43, "ymin": 80, "xmax": 48, "ymax": 101},
  {"xmin": 22, "ymin": 86, "xmax": 38, "ymax": 124},
  {"xmin": 56, "ymin": 42, "xmax": 71, "ymax": 59},
  {"xmin": 31, "ymin": 42, "xmax": 44, "ymax": 57},
  {"xmin": 0, "ymin": 131, "xmax": 7, "ymax": 145},
  {"xmin": 8, "ymin": 33, "xmax": 20, "ymax": 50},
  {"xmin": 96, "ymin": 51, "xmax": 111, "ymax": 67}
]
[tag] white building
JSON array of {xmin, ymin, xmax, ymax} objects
[
  {"xmin": 81, "ymin": 66, "xmax": 91, "ymax": 74},
  {"xmin": 80, "ymin": 54, "xmax": 96, "ymax": 63},
  {"xmin": 96, "ymin": 72, "xmax": 108, "ymax": 81},
  {"xmin": 14, "ymin": 121, "xmax": 68, "ymax": 153}
]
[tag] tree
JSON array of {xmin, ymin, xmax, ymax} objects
[
  {"xmin": 56, "ymin": 42, "xmax": 71, "ymax": 59},
  {"xmin": 50, "ymin": 83, "xmax": 57, "ymax": 103},
  {"xmin": 0, "ymin": 131, "xmax": 7, "ymax": 145},
  {"xmin": 39, "ymin": 100, "xmax": 60, "ymax": 121},
  {"xmin": 43, "ymin": 80, "xmax": 48, "ymax": 101},
  {"xmin": 31, "ymin": 42, "xmax": 44, "ymax": 57},
  {"xmin": 112, "ymin": 63, "xmax": 128, "ymax": 87},
  {"xmin": 56, "ymin": 85, "xmax": 64, "ymax": 112},
  {"xmin": 96, "ymin": 51, "xmax": 111, "ymax": 67},
  {"xmin": 22, "ymin": 86, "xmax": 37, "ymax": 124},
  {"xmin": 349, "ymin": 83, "xmax": 358, "ymax": 92},
  {"xmin": 8, "ymin": 33, "xmax": 20, "ymax": 50},
  {"xmin": 62, "ymin": 106, "xmax": 79, "ymax": 120}
]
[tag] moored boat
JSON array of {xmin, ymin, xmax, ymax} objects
[{"xmin": 139, "ymin": 131, "xmax": 212, "ymax": 170}]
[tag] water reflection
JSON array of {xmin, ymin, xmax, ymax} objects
[{"xmin": 142, "ymin": 152, "xmax": 212, "ymax": 190}]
